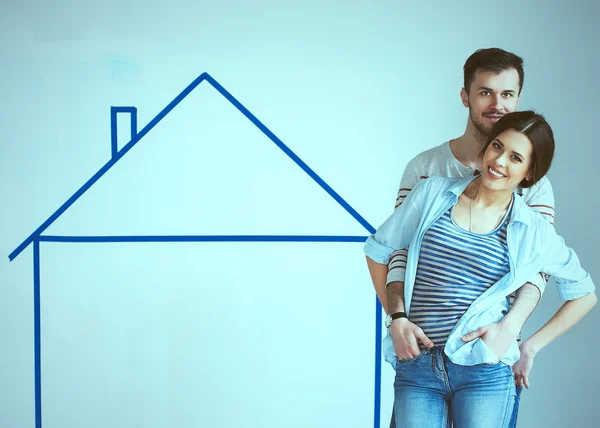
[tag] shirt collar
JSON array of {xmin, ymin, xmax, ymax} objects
[{"xmin": 445, "ymin": 176, "xmax": 533, "ymax": 226}]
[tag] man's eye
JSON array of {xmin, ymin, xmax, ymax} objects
[
  {"xmin": 502, "ymin": 93, "xmax": 513, "ymax": 98},
  {"xmin": 482, "ymin": 91, "xmax": 491, "ymax": 96}
]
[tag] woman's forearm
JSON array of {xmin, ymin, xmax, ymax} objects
[
  {"xmin": 500, "ymin": 282, "xmax": 541, "ymax": 332},
  {"xmin": 366, "ymin": 256, "xmax": 390, "ymax": 314},
  {"xmin": 521, "ymin": 292, "xmax": 597, "ymax": 355}
]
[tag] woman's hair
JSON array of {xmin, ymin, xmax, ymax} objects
[{"xmin": 480, "ymin": 111, "xmax": 555, "ymax": 188}]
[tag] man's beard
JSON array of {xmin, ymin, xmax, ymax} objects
[{"xmin": 469, "ymin": 108, "xmax": 493, "ymax": 137}]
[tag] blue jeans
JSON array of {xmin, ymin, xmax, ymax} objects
[
  {"xmin": 390, "ymin": 373, "xmax": 523, "ymax": 427},
  {"xmin": 508, "ymin": 386, "xmax": 522, "ymax": 428},
  {"xmin": 389, "ymin": 347, "xmax": 516, "ymax": 428}
]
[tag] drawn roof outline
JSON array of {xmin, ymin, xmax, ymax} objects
[{"xmin": 9, "ymin": 72, "xmax": 375, "ymax": 261}]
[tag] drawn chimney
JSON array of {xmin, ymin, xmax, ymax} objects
[{"xmin": 110, "ymin": 106, "xmax": 138, "ymax": 159}]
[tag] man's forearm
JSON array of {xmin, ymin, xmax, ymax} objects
[
  {"xmin": 501, "ymin": 282, "xmax": 541, "ymax": 331},
  {"xmin": 386, "ymin": 281, "xmax": 406, "ymax": 314},
  {"xmin": 522, "ymin": 292, "xmax": 597, "ymax": 355}
]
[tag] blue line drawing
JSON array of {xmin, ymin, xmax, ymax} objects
[
  {"xmin": 374, "ymin": 300, "xmax": 382, "ymax": 428},
  {"xmin": 38, "ymin": 235, "xmax": 369, "ymax": 243},
  {"xmin": 110, "ymin": 106, "xmax": 138, "ymax": 158},
  {"xmin": 9, "ymin": 72, "xmax": 384, "ymax": 428},
  {"xmin": 33, "ymin": 239, "xmax": 42, "ymax": 428}
]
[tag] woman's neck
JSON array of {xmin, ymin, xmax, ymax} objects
[{"xmin": 470, "ymin": 177, "xmax": 514, "ymax": 209}]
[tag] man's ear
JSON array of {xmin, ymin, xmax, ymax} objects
[{"xmin": 461, "ymin": 88, "xmax": 469, "ymax": 108}]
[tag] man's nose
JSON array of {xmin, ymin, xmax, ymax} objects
[{"xmin": 489, "ymin": 94, "xmax": 503, "ymax": 110}]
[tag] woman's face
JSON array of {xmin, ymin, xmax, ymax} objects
[{"xmin": 481, "ymin": 128, "xmax": 533, "ymax": 192}]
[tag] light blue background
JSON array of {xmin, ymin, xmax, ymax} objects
[{"xmin": 1, "ymin": 1, "xmax": 599, "ymax": 427}]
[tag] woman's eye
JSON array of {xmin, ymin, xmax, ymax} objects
[
  {"xmin": 511, "ymin": 155, "xmax": 522, "ymax": 162},
  {"xmin": 492, "ymin": 142, "xmax": 501, "ymax": 149}
]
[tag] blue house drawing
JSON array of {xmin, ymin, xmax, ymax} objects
[{"xmin": 9, "ymin": 72, "xmax": 386, "ymax": 428}]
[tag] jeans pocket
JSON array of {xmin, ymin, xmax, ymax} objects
[
  {"xmin": 479, "ymin": 361, "xmax": 512, "ymax": 376},
  {"xmin": 482, "ymin": 361, "xmax": 505, "ymax": 367},
  {"xmin": 396, "ymin": 348, "xmax": 428, "ymax": 364},
  {"xmin": 479, "ymin": 337, "xmax": 503, "ymax": 363}
]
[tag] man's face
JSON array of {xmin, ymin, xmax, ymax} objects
[{"xmin": 461, "ymin": 68, "xmax": 521, "ymax": 136}]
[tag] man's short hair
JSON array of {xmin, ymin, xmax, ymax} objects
[{"xmin": 464, "ymin": 48, "xmax": 525, "ymax": 95}]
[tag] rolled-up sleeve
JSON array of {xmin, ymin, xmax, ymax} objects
[
  {"xmin": 539, "ymin": 219, "xmax": 596, "ymax": 300},
  {"xmin": 364, "ymin": 235, "xmax": 396, "ymax": 264},
  {"xmin": 363, "ymin": 178, "xmax": 429, "ymax": 265},
  {"xmin": 556, "ymin": 273, "xmax": 595, "ymax": 301}
]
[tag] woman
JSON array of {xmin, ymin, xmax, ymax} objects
[{"xmin": 364, "ymin": 111, "xmax": 596, "ymax": 428}]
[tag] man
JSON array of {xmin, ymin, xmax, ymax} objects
[{"xmin": 373, "ymin": 48, "xmax": 591, "ymax": 427}]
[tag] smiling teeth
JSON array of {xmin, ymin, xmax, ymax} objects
[{"xmin": 489, "ymin": 167, "xmax": 504, "ymax": 178}]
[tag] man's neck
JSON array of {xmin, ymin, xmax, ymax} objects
[{"xmin": 449, "ymin": 123, "xmax": 488, "ymax": 170}]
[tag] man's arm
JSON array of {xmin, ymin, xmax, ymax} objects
[
  {"xmin": 386, "ymin": 281, "xmax": 405, "ymax": 314},
  {"xmin": 385, "ymin": 279, "xmax": 434, "ymax": 359},
  {"xmin": 367, "ymin": 270, "xmax": 433, "ymax": 359},
  {"xmin": 514, "ymin": 292, "xmax": 597, "ymax": 388}
]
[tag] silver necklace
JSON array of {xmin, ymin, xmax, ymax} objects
[{"xmin": 469, "ymin": 180, "xmax": 511, "ymax": 233}]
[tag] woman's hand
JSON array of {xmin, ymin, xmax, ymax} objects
[
  {"xmin": 390, "ymin": 318, "xmax": 434, "ymax": 360},
  {"xmin": 513, "ymin": 343, "xmax": 536, "ymax": 388},
  {"xmin": 461, "ymin": 319, "xmax": 520, "ymax": 360}
]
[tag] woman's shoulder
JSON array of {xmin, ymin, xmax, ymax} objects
[{"xmin": 511, "ymin": 195, "xmax": 554, "ymax": 237}]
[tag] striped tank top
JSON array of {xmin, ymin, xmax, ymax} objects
[{"xmin": 409, "ymin": 203, "xmax": 512, "ymax": 346}]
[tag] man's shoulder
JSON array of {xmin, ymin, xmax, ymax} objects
[
  {"xmin": 409, "ymin": 141, "xmax": 451, "ymax": 164},
  {"xmin": 519, "ymin": 176, "xmax": 554, "ymax": 201},
  {"xmin": 518, "ymin": 176, "xmax": 555, "ymax": 224},
  {"xmin": 405, "ymin": 142, "xmax": 453, "ymax": 176}
]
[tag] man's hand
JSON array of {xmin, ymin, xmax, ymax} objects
[
  {"xmin": 512, "ymin": 343, "xmax": 536, "ymax": 388},
  {"xmin": 390, "ymin": 318, "xmax": 434, "ymax": 359},
  {"xmin": 461, "ymin": 319, "xmax": 520, "ymax": 360}
]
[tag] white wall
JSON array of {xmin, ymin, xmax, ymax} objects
[{"xmin": 1, "ymin": 1, "xmax": 599, "ymax": 427}]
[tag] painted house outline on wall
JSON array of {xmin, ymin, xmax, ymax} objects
[{"xmin": 9, "ymin": 72, "xmax": 385, "ymax": 428}]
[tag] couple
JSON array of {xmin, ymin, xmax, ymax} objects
[{"xmin": 364, "ymin": 48, "xmax": 596, "ymax": 428}]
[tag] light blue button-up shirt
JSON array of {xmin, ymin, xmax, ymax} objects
[{"xmin": 364, "ymin": 175, "xmax": 595, "ymax": 367}]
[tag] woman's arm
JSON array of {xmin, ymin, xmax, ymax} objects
[
  {"xmin": 514, "ymin": 291, "xmax": 597, "ymax": 388},
  {"xmin": 512, "ymin": 219, "xmax": 598, "ymax": 387},
  {"xmin": 366, "ymin": 256, "xmax": 390, "ymax": 313},
  {"xmin": 363, "ymin": 177, "xmax": 433, "ymax": 266},
  {"xmin": 461, "ymin": 281, "xmax": 541, "ymax": 359}
]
